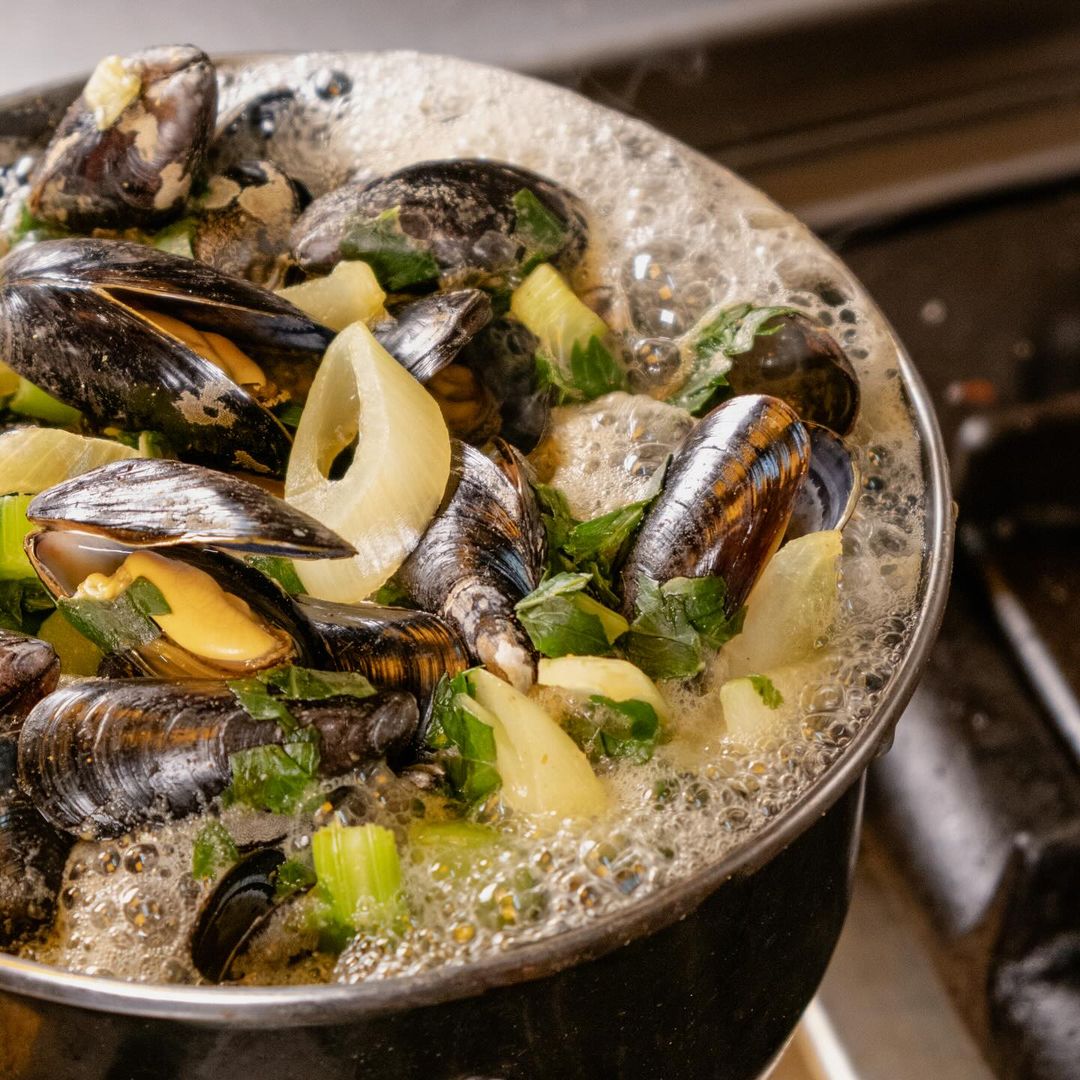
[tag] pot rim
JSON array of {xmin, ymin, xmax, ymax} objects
[{"xmin": 0, "ymin": 52, "xmax": 954, "ymax": 1027}]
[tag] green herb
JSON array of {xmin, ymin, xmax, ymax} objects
[
  {"xmin": 191, "ymin": 820, "xmax": 239, "ymax": 880},
  {"xmin": 670, "ymin": 304, "xmax": 799, "ymax": 415},
  {"xmin": 8, "ymin": 204, "xmax": 69, "ymax": 244},
  {"xmin": 540, "ymin": 335, "xmax": 626, "ymax": 403},
  {"xmin": 622, "ymin": 574, "xmax": 744, "ymax": 680},
  {"xmin": 274, "ymin": 857, "xmax": 318, "ymax": 900},
  {"xmin": 151, "ymin": 217, "xmax": 196, "ymax": 259},
  {"xmin": 273, "ymin": 402, "xmax": 305, "ymax": 430},
  {"xmin": 262, "ymin": 665, "xmax": 376, "ymax": 703},
  {"xmin": 564, "ymin": 694, "xmax": 662, "ymax": 764},
  {"xmin": 0, "ymin": 578, "xmax": 55, "ymax": 634},
  {"xmin": 511, "ymin": 188, "xmax": 569, "ymax": 275},
  {"xmin": 226, "ymin": 676, "xmax": 296, "ymax": 728},
  {"xmin": 228, "ymin": 743, "xmax": 318, "ymax": 814},
  {"xmin": 246, "ymin": 555, "xmax": 306, "ymax": 595},
  {"xmin": 0, "ymin": 495, "xmax": 35, "ymax": 580},
  {"xmin": 341, "ymin": 208, "xmax": 441, "ymax": 291},
  {"xmin": 372, "ymin": 577, "xmax": 414, "ymax": 607},
  {"xmin": 748, "ymin": 674, "xmax": 784, "ymax": 709},
  {"xmin": 57, "ymin": 575, "xmax": 170, "ymax": 654},
  {"xmin": 427, "ymin": 672, "xmax": 502, "ymax": 804},
  {"xmin": 515, "ymin": 572, "xmax": 628, "ymax": 658},
  {"xmin": 312, "ymin": 821, "xmax": 403, "ymax": 936}
]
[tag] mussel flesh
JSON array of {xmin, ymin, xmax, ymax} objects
[
  {"xmin": 786, "ymin": 423, "xmax": 860, "ymax": 540},
  {"xmin": 725, "ymin": 312, "xmax": 860, "ymax": 436},
  {"xmin": 172, "ymin": 160, "xmax": 306, "ymax": 288},
  {"xmin": 0, "ymin": 629, "xmax": 60, "ymax": 734},
  {"xmin": 17, "ymin": 680, "xmax": 420, "ymax": 838},
  {"xmin": 397, "ymin": 439, "xmax": 545, "ymax": 691},
  {"xmin": 1, "ymin": 734, "xmax": 71, "ymax": 945},
  {"xmin": 457, "ymin": 316, "xmax": 552, "ymax": 452},
  {"xmin": 295, "ymin": 597, "xmax": 469, "ymax": 713},
  {"xmin": 291, "ymin": 159, "xmax": 588, "ymax": 288},
  {"xmin": 0, "ymin": 238, "xmax": 334, "ymax": 475},
  {"xmin": 620, "ymin": 394, "xmax": 810, "ymax": 615},
  {"xmin": 190, "ymin": 846, "xmax": 295, "ymax": 982},
  {"xmin": 374, "ymin": 288, "xmax": 492, "ymax": 384},
  {"xmin": 28, "ymin": 46, "xmax": 217, "ymax": 231}
]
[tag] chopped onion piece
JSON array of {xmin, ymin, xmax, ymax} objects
[
  {"xmin": 285, "ymin": 321, "xmax": 450, "ymax": 602},
  {"xmin": 0, "ymin": 427, "xmax": 138, "ymax": 495},
  {"xmin": 276, "ymin": 261, "xmax": 387, "ymax": 332}
]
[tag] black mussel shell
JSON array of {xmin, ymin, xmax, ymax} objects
[
  {"xmin": 398, "ymin": 438, "xmax": 545, "ymax": 691},
  {"xmin": 28, "ymin": 45, "xmax": 217, "ymax": 231},
  {"xmin": 458, "ymin": 316, "xmax": 551, "ymax": 452},
  {"xmin": 1, "ymin": 733, "xmax": 71, "ymax": 946},
  {"xmin": 291, "ymin": 158, "xmax": 588, "ymax": 287},
  {"xmin": 0, "ymin": 630, "xmax": 59, "ymax": 736},
  {"xmin": 374, "ymin": 289, "xmax": 492, "ymax": 383},
  {"xmin": 295, "ymin": 597, "xmax": 469, "ymax": 713},
  {"xmin": 186, "ymin": 160, "xmax": 305, "ymax": 288},
  {"xmin": 0, "ymin": 238, "xmax": 334, "ymax": 475},
  {"xmin": 190, "ymin": 846, "xmax": 290, "ymax": 983},
  {"xmin": 28, "ymin": 459, "xmax": 354, "ymax": 558},
  {"xmin": 17, "ymin": 680, "xmax": 420, "ymax": 838},
  {"xmin": 786, "ymin": 423, "xmax": 861, "ymax": 540},
  {"xmin": 726, "ymin": 312, "xmax": 860, "ymax": 436},
  {"xmin": 621, "ymin": 394, "xmax": 810, "ymax": 616}
]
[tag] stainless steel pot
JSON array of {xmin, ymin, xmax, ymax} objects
[{"xmin": 0, "ymin": 52, "xmax": 954, "ymax": 1080}]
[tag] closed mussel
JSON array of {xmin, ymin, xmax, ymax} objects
[
  {"xmin": 397, "ymin": 439, "xmax": 545, "ymax": 691},
  {"xmin": 0, "ymin": 629, "xmax": 60, "ymax": 735},
  {"xmin": 621, "ymin": 394, "xmax": 810, "ymax": 615},
  {"xmin": 0, "ymin": 238, "xmax": 335, "ymax": 474},
  {"xmin": 291, "ymin": 158, "xmax": 587, "ymax": 289},
  {"xmin": 28, "ymin": 46, "xmax": 217, "ymax": 232},
  {"xmin": 17, "ymin": 680, "xmax": 419, "ymax": 838}
]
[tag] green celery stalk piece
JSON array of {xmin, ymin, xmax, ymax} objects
[
  {"xmin": 0, "ymin": 495, "xmax": 35, "ymax": 580},
  {"xmin": 312, "ymin": 822, "xmax": 403, "ymax": 932},
  {"xmin": 8, "ymin": 379, "xmax": 82, "ymax": 427}
]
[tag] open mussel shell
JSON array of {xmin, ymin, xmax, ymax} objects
[
  {"xmin": 458, "ymin": 316, "xmax": 551, "ymax": 453},
  {"xmin": 0, "ymin": 630, "xmax": 60, "ymax": 735},
  {"xmin": 28, "ymin": 459, "xmax": 354, "ymax": 559},
  {"xmin": 621, "ymin": 394, "xmax": 810, "ymax": 615},
  {"xmin": 0, "ymin": 238, "xmax": 335, "ymax": 475},
  {"xmin": 397, "ymin": 438, "xmax": 545, "ymax": 691},
  {"xmin": 190, "ymin": 846, "xmax": 294, "ymax": 983},
  {"xmin": 291, "ymin": 158, "xmax": 588, "ymax": 287},
  {"xmin": 786, "ymin": 423, "xmax": 861, "ymax": 540},
  {"xmin": 184, "ymin": 160, "xmax": 307, "ymax": 288},
  {"xmin": 1, "ymin": 733, "xmax": 72, "ymax": 946},
  {"xmin": 16, "ymin": 680, "xmax": 420, "ymax": 838},
  {"xmin": 28, "ymin": 45, "xmax": 217, "ymax": 231},
  {"xmin": 374, "ymin": 289, "xmax": 493, "ymax": 384},
  {"xmin": 296, "ymin": 597, "xmax": 469, "ymax": 714},
  {"xmin": 726, "ymin": 312, "xmax": 860, "ymax": 436}
]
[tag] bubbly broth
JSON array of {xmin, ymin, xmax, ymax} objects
[{"xmin": 8, "ymin": 52, "xmax": 924, "ymax": 984}]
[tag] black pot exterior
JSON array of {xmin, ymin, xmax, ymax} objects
[{"xmin": 0, "ymin": 779, "xmax": 862, "ymax": 1080}]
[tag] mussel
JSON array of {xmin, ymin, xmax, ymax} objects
[
  {"xmin": 786, "ymin": 423, "xmax": 860, "ymax": 540},
  {"xmin": 173, "ymin": 160, "xmax": 306, "ymax": 288},
  {"xmin": 291, "ymin": 159, "xmax": 588, "ymax": 288},
  {"xmin": 0, "ymin": 629, "xmax": 60, "ymax": 734},
  {"xmin": 397, "ymin": 439, "xmax": 545, "ymax": 691},
  {"xmin": 17, "ymin": 680, "xmax": 420, "ymax": 838},
  {"xmin": 724, "ymin": 312, "xmax": 860, "ymax": 436},
  {"xmin": 620, "ymin": 394, "xmax": 810, "ymax": 615},
  {"xmin": 1, "ymin": 734, "xmax": 72, "ymax": 946},
  {"xmin": 28, "ymin": 46, "xmax": 217, "ymax": 231},
  {"xmin": 0, "ymin": 238, "xmax": 334, "ymax": 474}
]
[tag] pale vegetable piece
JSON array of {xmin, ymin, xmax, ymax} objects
[
  {"xmin": 510, "ymin": 263, "xmax": 608, "ymax": 365},
  {"xmin": 537, "ymin": 656, "xmax": 669, "ymax": 721},
  {"xmin": 276, "ymin": 260, "xmax": 387, "ymax": 332},
  {"xmin": 0, "ymin": 361, "xmax": 20, "ymax": 396},
  {"xmin": 285, "ymin": 322, "xmax": 451, "ymax": 602},
  {"xmin": 719, "ymin": 664, "xmax": 807, "ymax": 744},
  {"xmin": 723, "ymin": 530, "xmax": 842, "ymax": 678},
  {"xmin": 0, "ymin": 427, "xmax": 138, "ymax": 494},
  {"xmin": 36, "ymin": 610, "xmax": 104, "ymax": 677},
  {"xmin": 468, "ymin": 668, "xmax": 608, "ymax": 819}
]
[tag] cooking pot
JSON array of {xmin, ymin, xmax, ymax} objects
[{"xmin": 0, "ymin": 52, "xmax": 953, "ymax": 1080}]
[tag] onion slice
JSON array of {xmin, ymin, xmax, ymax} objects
[{"xmin": 285, "ymin": 321, "xmax": 451, "ymax": 602}]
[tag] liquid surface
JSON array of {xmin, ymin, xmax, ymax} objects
[{"xmin": 5, "ymin": 51, "xmax": 926, "ymax": 986}]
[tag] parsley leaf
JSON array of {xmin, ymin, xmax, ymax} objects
[
  {"xmin": 228, "ymin": 743, "xmax": 318, "ymax": 815},
  {"xmin": 748, "ymin": 674, "xmax": 784, "ymax": 709},
  {"xmin": 512, "ymin": 188, "xmax": 569, "ymax": 275},
  {"xmin": 564, "ymin": 695, "xmax": 663, "ymax": 764},
  {"xmin": 427, "ymin": 672, "xmax": 502, "ymax": 804},
  {"xmin": 57, "ymin": 575, "xmax": 168, "ymax": 654},
  {"xmin": 515, "ymin": 572, "xmax": 628, "ymax": 658},
  {"xmin": 191, "ymin": 820, "xmax": 239, "ymax": 880},
  {"xmin": 246, "ymin": 555, "xmax": 306, "ymax": 595},
  {"xmin": 262, "ymin": 666, "xmax": 376, "ymax": 703},
  {"xmin": 341, "ymin": 207, "xmax": 440, "ymax": 291}
]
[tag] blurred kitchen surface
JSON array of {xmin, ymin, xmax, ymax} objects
[{"xmin": 0, "ymin": 0, "xmax": 931, "ymax": 97}]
